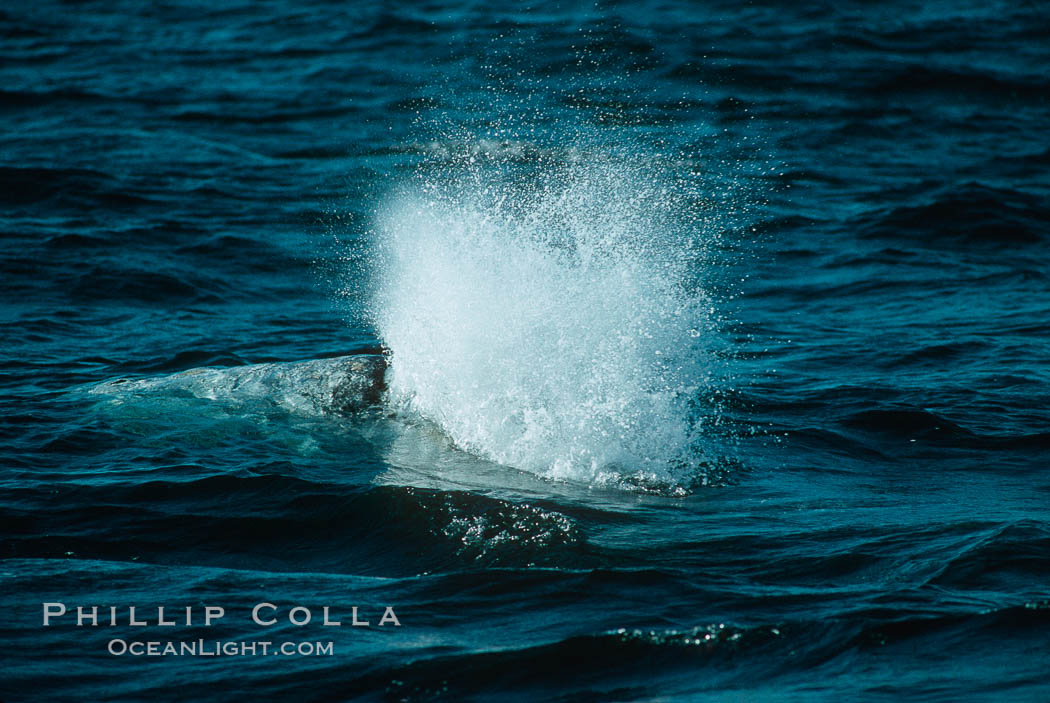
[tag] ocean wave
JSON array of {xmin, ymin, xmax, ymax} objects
[
  {"xmin": 340, "ymin": 601, "xmax": 1050, "ymax": 699},
  {"xmin": 857, "ymin": 182, "xmax": 1050, "ymax": 247},
  {"xmin": 0, "ymin": 166, "xmax": 156, "ymax": 209},
  {"xmin": 3, "ymin": 476, "xmax": 590, "ymax": 573}
]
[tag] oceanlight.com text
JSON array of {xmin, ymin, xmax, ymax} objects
[{"xmin": 107, "ymin": 639, "xmax": 334, "ymax": 657}]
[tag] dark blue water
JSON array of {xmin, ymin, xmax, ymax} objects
[{"xmin": 3, "ymin": 1, "xmax": 1050, "ymax": 700}]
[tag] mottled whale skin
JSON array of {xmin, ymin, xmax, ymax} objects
[
  {"xmin": 91, "ymin": 352, "xmax": 389, "ymax": 416},
  {"xmin": 330, "ymin": 354, "xmax": 388, "ymax": 411}
]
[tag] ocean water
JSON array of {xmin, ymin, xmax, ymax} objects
[{"xmin": 2, "ymin": 1, "xmax": 1050, "ymax": 700}]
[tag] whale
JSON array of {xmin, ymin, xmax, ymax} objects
[
  {"xmin": 328, "ymin": 353, "xmax": 388, "ymax": 411},
  {"xmin": 91, "ymin": 352, "xmax": 389, "ymax": 416}
]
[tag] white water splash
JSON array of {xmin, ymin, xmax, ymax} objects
[{"xmin": 370, "ymin": 150, "xmax": 727, "ymax": 487}]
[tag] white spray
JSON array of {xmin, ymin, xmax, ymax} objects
[{"xmin": 369, "ymin": 147, "xmax": 727, "ymax": 488}]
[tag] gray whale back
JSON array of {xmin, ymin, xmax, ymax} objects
[
  {"xmin": 330, "ymin": 354, "xmax": 388, "ymax": 411},
  {"xmin": 91, "ymin": 353, "xmax": 389, "ymax": 416}
]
